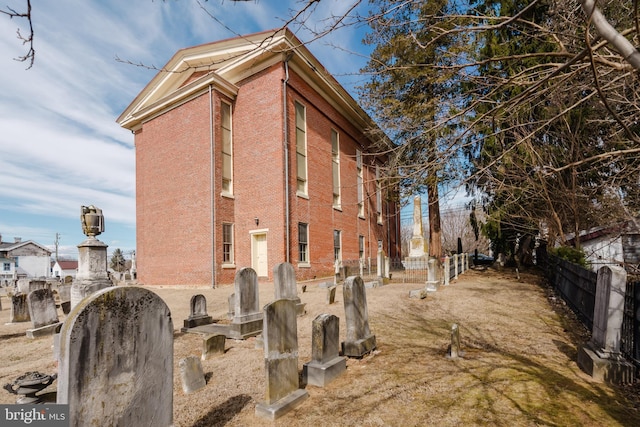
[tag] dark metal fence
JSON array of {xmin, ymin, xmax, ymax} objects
[
  {"xmin": 540, "ymin": 254, "xmax": 597, "ymax": 331},
  {"xmin": 622, "ymin": 279, "xmax": 640, "ymax": 373}
]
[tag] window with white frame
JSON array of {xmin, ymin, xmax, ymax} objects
[
  {"xmin": 376, "ymin": 165, "xmax": 383, "ymax": 224},
  {"xmin": 331, "ymin": 129, "xmax": 341, "ymax": 208},
  {"xmin": 356, "ymin": 149, "xmax": 364, "ymax": 217},
  {"xmin": 298, "ymin": 222, "xmax": 309, "ymax": 263},
  {"xmin": 3, "ymin": 263, "xmax": 9, "ymax": 271},
  {"xmin": 295, "ymin": 101, "xmax": 308, "ymax": 195},
  {"xmin": 221, "ymin": 101, "xmax": 233, "ymax": 194},
  {"xmin": 222, "ymin": 223, "xmax": 234, "ymax": 264}
]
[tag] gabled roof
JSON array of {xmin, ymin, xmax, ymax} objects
[
  {"xmin": 56, "ymin": 260, "xmax": 78, "ymax": 270},
  {"xmin": 117, "ymin": 28, "xmax": 379, "ymax": 140},
  {"xmin": 0, "ymin": 240, "xmax": 52, "ymax": 255}
]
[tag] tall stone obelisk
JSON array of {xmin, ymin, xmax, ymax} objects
[
  {"xmin": 71, "ymin": 205, "xmax": 113, "ymax": 308},
  {"xmin": 409, "ymin": 195, "xmax": 427, "ymax": 257}
]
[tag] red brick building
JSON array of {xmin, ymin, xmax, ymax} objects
[{"xmin": 117, "ymin": 28, "xmax": 400, "ymax": 286}]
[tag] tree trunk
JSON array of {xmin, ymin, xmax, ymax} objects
[{"xmin": 427, "ymin": 180, "xmax": 443, "ymax": 259}]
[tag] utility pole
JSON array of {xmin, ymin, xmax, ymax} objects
[{"xmin": 54, "ymin": 232, "xmax": 60, "ymax": 262}]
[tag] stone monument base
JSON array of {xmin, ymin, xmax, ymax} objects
[
  {"xmin": 255, "ymin": 389, "xmax": 309, "ymax": 421},
  {"xmin": 181, "ymin": 315, "xmax": 214, "ymax": 331},
  {"xmin": 577, "ymin": 345, "xmax": 636, "ymax": 384},
  {"xmin": 425, "ymin": 280, "xmax": 439, "ymax": 292},
  {"xmin": 26, "ymin": 322, "xmax": 62, "ymax": 339},
  {"xmin": 70, "ymin": 281, "xmax": 112, "ymax": 308},
  {"xmin": 402, "ymin": 256, "xmax": 428, "ymax": 270},
  {"xmin": 342, "ymin": 334, "xmax": 376, "ymax": 358},
  {"xmin": 303, "ymin": 356, "xmax": 346, "ymax": 387},
  {"xmin": 184, "ymin": 317, "xmax": 263, "ymax": 340}
]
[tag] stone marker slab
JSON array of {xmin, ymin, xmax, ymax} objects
[
  {"xmin": 26, "ymin": 288, "xmax": 62, "ymax": 338},
  {"xmin": 10, "ymin": 294, "xmax": 30, "ymax": 323},
  {"xmin": 274, "ymin": 262, "xmax": 306, "ymax": 316},
  {"xmin": 255, "ymin": 299, "xmax": 308, "ymax": 420},
  {"xmin": 342, "ymin": 276, "xmax": 376, "ymax": 358},
  {"xmin": 179, "ymin": 356, "xmax": 206, "ymax": 394},
  {"xmin": 303, "ymin": 314, "xmax": 346, "ymax": 387},
  {"xmin": 202, "ymin": 334, "xmax": 226, "ymax": 360},
  {"xmin": 57, "ymin": 286, "xmax": 173, "ymax": 427},
  {"xmin": 327, "ymin": 286, "xmax": 336, "ymax": 304}
]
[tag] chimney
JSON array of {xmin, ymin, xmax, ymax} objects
[{"xmin": 14, "ymin": 237, "xmax": 21, "ymax": 243}]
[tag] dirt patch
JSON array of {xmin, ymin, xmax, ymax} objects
[{"xmin": 1, "ymin": 268, "xmax": 639, "ymax": 426}]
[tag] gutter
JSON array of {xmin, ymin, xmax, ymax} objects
[{"xmin": 283, "ymin": 53, "xmax": 293, "ymax": 263}]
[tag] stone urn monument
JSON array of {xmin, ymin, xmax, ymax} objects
[{"xmin": 70, "ymin": 205, "xmax": 113, "ymax": 308}]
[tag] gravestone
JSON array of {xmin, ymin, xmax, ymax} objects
[
  {"xmin": 303, "ymin": 314, "xmax": 346, "ymax": 387},
  {"xmin": 181, "ymin": 294, "xmax": 214, "ymax": 330},
  {"xmin": 342, "ymin": 276, "xmax": 376, "ymax": 358},
  {"xmin": 255, "ymin": 299, "xmax": 308, "ymax": 420},
  {"xmin": 577, "ymin": 265, "xmax": 635, "ymax": 383},
  {"xmin": 26, "ymin": 288, "xmax": 62, "ymax": 338},
  {"xmin": 10, "ymin": 294, "xmax": 30, "ymax": 322},
  {"xmin": 202, "ymin": 334, "xmax": 226, "ymax": 360},
  {"xmin": 327, "ymin": 286, "xmax": 336, "ymax": 304},
  {"xmin": 274, "ymin": 262, "xmax": 306, "ymax": 316},
  {"xmin": 227, "ymin": 293, "xmax": 235, "ymax": 319},
  {"xmin": 179, "ymin": 356, "xmax": 206, "ymax": 394},
  {"xmin": 447, "ymin": 323, "xmax": 464, "ymax": 359},
  {"xmin": 57, "ymin": 284, "xmax": 72, "ymax": 314},
  {"xmin": 183, "ymin": 268, "xmax": 262, "ymax": 339},
  {"xmin": 57, "ymin": 287, "xmax": 173, "ymax": 427}
]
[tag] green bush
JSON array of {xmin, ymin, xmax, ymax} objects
[{"xmin": 550, "ymin": 246, "xmax": 588, "ymax": 267}]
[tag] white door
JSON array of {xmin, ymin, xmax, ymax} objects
[{"xmin": 252, "ymin": 233, "xmax": 268, "ymax": 277}]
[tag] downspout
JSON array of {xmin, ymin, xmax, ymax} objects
[
  {"xmin": 209, "ymin": 84, "xmax": 216, "ymax": 288},
  {"xmin": 283, "ymin": 53, "xmax": 293, "ymax": 263}
]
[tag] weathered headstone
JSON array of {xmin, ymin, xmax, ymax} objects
[
  {"xmin": 10, "ymin": 294, "xmax": 30, "ymax": 322},
  {"xmin": 274, "ymin": 262, "xmax": 306, "ymax": 316},
  {"xmin": 303, "ymin": 314, "xmax": 346, "ymax": 387},
  {"xmin": 342, "ymin": 276, "xmax": 376, "ymax": 358},
  {"xmin": 327, "ymin": 286, "xmax": 336, "ymax": 305},
  {"xmin": 182, "ymin": 294, "xmax": 214, "ymax": 330},
  {"xmin": 57, "ymin": 287, "xmax": 173, "ymax": 427},
  {"xmin": 183, "ymin": 268, "xmax": 263, "ymax": 339},
  {"xmin": 179, "ymin": 356, "xmax": 206, "ymax": 394},
  {"xmin": 255, "ymin": 299, "xmax": 308, "ymax": 420},
  {"xmin": 577, "ymin": 265, "xmax": 635, "ymax": 383},
  {"xmin": 26, "ymin": 288, "xmax": 62, "ymax": 338},
  {"xmin": 227, "ymin": 292, "xmax": 235, "ymax": 319},
  {"xmin": 447, "ymin": 323, "xmax": 464, "ymax": 359},
  {"xmin": 202, "ymin": 334, "xmax": 226, "ymax": 360}
]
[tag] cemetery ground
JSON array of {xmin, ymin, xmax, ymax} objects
[{"xmin": 1, "ymin": 268, "xmax": 640, "ymax": 426}]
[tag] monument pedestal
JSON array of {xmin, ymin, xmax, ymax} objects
[
  {"xmin": 26, "ymin": 322, "xmax": 62, "ymax": 339},
  {"xmin": 71, "ymin": 237, "xmax": 112, "ymax": 308},
  {"xmin": 255, "ymin": 389, "xmax": 309, "ymax": 420},
  {"xmin": 182, "ymin": 314, "xmax": 214, "ymax": 330},
  {"xmin": 577, "ymin": 344, "xmax": 635, "ymax": 384},
  {"xmin": 303, "ymin": 356, "xmax": 346, "ymax": 387},
  {"xmin": 342, "ymin": 334, "xmax": 376, "ymax": 358}
]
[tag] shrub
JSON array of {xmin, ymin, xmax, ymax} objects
[{"xmin": 550, "ymin": 246, "xmax": 588, "ymax": 267}]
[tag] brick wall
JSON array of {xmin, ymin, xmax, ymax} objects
[{"xmin": 135, "ymin": 61, "xmax": 400, "ymax": 286}]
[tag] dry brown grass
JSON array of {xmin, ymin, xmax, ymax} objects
[{"xmin": 1, "ymin": 268, "xmax": 639, "ymax": 426}]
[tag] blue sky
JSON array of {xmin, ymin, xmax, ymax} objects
[{"xmin": 0, "ymin": 0, "xmax": 376, "ymax": 260}]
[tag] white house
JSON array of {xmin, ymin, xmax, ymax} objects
[
  {"xmin": 567, "ymin": 220, "xmax": 640, "ymax": 272},
  {"xmin": 0, "ymin": 235, "xmax": 52, "ymax": 281},
  {"xmin": 52, "ymin": 260, "xmax": 78, "ymax": 280}
]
